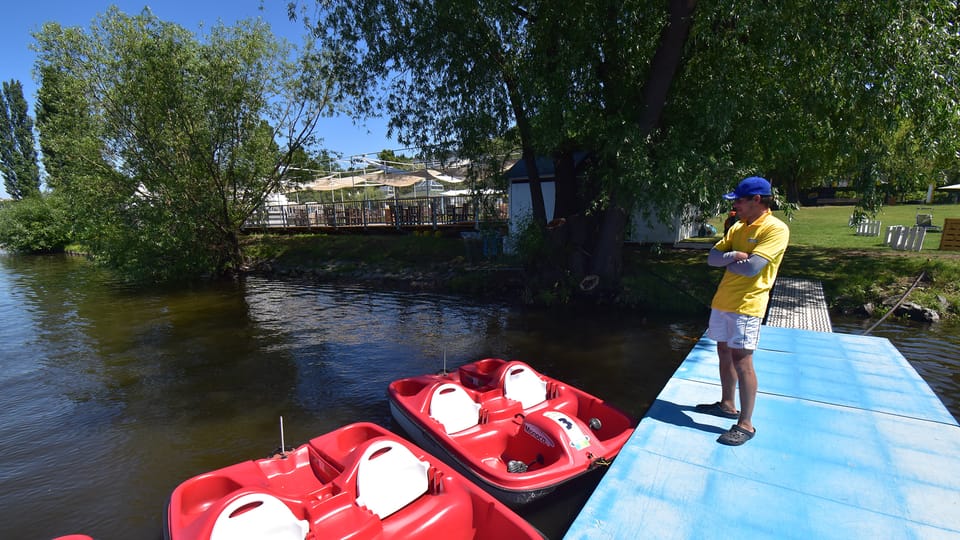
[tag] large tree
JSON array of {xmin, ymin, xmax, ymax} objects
[
  {"xmin": 659, "ymin": 2, "xmax": 959, "ymax": 212},
  {"xmin": 0, "ymin": 80, "xmax": 41, "ymax": 200},
  {"xmin": 306, "ymin": 0, "xmax": 958, "ymax": 301},
  {"xmin": 32, "ymin": 8, "xmax": 338, "ymax": 281}
]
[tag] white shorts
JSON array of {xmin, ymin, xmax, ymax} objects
[{"xmin": 708, "ymin": 309, "xmax": 761, "ymax": 350}]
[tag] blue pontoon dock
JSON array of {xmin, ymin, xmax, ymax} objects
[{"xmin": 564, "ymin": 325, "xmax": 960, "ymax": 539}]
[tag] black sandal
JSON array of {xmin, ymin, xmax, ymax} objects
[{"xmin": 694, "ymin": 401, "xmax": 739, "ymax": 419}]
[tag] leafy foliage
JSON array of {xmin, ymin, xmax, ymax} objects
[
  {"xmin": 305, "ymin": 0, "xmax": 959, "ymax": 302},
  {"xmin": 658, "ymin": 1, "xmax": 960, "ymax": 216},
  {"xmin": 0, "ymin": 194, "xmax": 70, "ymax": 253},
  {"xmin": 0, "ymin": 80, "xmax": 41, "ymax": 200},
  {"xmin": 32, "ymin": 8, "xmax": 338, "ymax": 281}
]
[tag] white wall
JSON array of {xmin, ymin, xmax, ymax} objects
[
  {"xmin": 508, "ymin": 180, "xmax": 556, "ymax": 237},
  {"xmin": 626, "ymin": 204, "xmax": 699, "ymax": 244},
  {"xmin": 508, "ymin": 180, "xmax": 696, "ymax": 245}
]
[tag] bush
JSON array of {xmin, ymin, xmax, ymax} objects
[{"xmin": 0, "ymin": 194, "xmax": 71, "ymax": 253}]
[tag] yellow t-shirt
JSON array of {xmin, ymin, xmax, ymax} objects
[{"xmin": 710, "ymin": 210, "xmax": 790, "ymax": 317}]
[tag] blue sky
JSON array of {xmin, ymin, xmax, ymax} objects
[{"xmin": 1, "ymin": 0, "xmax": 397, "ymax": 197}]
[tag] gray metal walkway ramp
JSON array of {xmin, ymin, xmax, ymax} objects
[{"xmin": 765, "ymin": 276, "xmax": 832, "ymax": 332}]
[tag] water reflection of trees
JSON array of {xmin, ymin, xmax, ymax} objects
[{"xmin": 0, "ymin": 254, "xmax": 298, "ymax": 423}]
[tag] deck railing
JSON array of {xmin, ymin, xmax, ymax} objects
[{"xmin": 244, "ymin": 194, "xmax": 508, "ymax": 230}]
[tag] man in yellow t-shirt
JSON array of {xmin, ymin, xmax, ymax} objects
[{"xmin": 696, "ymin": 176, "xmax": 789, "ymax": 446}]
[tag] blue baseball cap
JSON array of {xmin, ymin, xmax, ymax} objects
[{"xmin": 723, "ymin": 176, "xmax": 771, "ymax": 200}]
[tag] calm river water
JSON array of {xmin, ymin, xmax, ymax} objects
[{"xmin": 1, "ymin": 253, "xmax": 958, "ymax": 540}]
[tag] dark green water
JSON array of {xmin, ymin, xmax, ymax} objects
[{"xmin": 1, "ymin": 253, "xmax": 957, "ymax": 539}]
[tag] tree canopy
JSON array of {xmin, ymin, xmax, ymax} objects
[
  {"xmin": 0, "ymin": 80, "xmax": 41, "ymax": 200},
  {"xmin": 661, "ymin": 1, "xmax": 959, "ymax": 212},
  {"xmin": 306, "ymin": 0, "xmax": 960, "ymax": 300},
  {"xmin": 32, "ymin": 8, "xmax": 339, "ymax": 281}
]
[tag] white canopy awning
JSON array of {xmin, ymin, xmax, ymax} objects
[
  {"xmin": 284, "ymin": 154, "xmax": 518, "ymax": 193},
  {"xmin": 285, "ymin": 171, "xmax": 386, "ymax": 192},
  {"xmin": 937, "ymin": 183, "xmax": 960, "ymax": 191},
  {"xmin": 354, "ymin": 156, "xmax": 467, "ymax": 186}
]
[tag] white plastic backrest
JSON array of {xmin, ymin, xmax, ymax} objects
[
  {"xmin": 209, "ymin": 492, "xmax": 309, "ymax": 540},
  {"xmin": 356, "ymin": 439, "xmax": 429, "ymax": 519},
  {"xmin": 429, "ymin": 383, "xmax": 481, "ymax": 434},
  {"xmin": 503, "ymin": 363, "xmax": 547, "ymax": 409}
]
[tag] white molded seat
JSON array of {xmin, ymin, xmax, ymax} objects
[
  {"xmin": 503, "ymin": 363, "xmax": 547, "ymax": 409},
  {"xmin": 429, "ymin": 383, "xmax": 481, "ymax": 434},
  {"xmin": 210, "ymin": 492, "xmax": 309, "ymax": 540},
  {"xmin": 356, "ymin": 439, "xmax": 429, "ymax": 519}
]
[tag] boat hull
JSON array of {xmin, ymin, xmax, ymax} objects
[
  {"xmin": 387, "ymin": 358, "xmax": 635, "ymax": 507},
  {"xmin": 165, "ymin": 422, "xmax": 542, "ymax": 540}
]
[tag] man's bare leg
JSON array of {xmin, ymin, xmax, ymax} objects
[
  {"xmin": 717, "ymin": 341, "xmax": 739, "ymax": 415},
  {"xmin": 730, "ymin": 346, "xmax": 757, "ymax": 432}
]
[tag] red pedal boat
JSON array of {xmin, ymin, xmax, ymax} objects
[
  {"xmin": 165, "ymin": 422, "xmax": 542, "ymax": 540},
  {"xmin": 388, "ymin": 358, "xmax": 636, "ymax": 507}
]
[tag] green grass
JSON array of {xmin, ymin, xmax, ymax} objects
[
  {"xmin": 241, "ymin": 232, "xmax": 521, "ymax": 298},
  {"xmin": 680, "ymin": 203, "xmax": 960, "ymax": 317},
  {"xmin": 772, "ymin": 203, "xmax": 960, "ymax": 251},
  {"xmin": 704, "ymin": 203, "xmax": 960, "ymax": 251},
  {"xmin": 242, "ymin": 232, "xmax": 467, "ymax": 270}
]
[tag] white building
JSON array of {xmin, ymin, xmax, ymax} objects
[{"xmin": 506, "ymin": 156, "xmax": 698, "ymax": 245}]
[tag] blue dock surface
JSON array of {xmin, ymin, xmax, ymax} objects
[{"xmin": 564, "ymin": 326, "xmax": 960, "ymax": 539}]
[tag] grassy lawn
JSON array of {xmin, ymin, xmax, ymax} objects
[
  {"xmin": 649, "ymin": 203, "xmax": 960, "ymax": 318},
  {"xmin": 770, "ymin": 203, "xmax": 960, "ymax": 251}
]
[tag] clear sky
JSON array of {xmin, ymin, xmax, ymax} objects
[{"xmin": 1, "ymin": 0, "xmax": 397, "ymax": 197}]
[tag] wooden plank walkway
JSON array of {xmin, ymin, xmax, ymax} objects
[
  {"xmin": 764, "ymin": 277, "xmax": 833, "ymax": 332},
  {"xmin": 564, "ymin": 326, "xmax": 960, "ymax": 539}
]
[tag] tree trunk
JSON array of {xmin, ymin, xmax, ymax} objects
[
  {"xmin": 587, "ymin": 205, "xmax": 629, "ymax": 298},
  {"xmin": 505, "ymin": 73, "xmax": 547, "ymax": 228},
  {"xmin": 517, "ymin": 0, "xmax": 698, "ymax": 304},
  {"xmin": 579, "ymin": 0, "xmax": 697, "ymax": 300},
  {"xmin": 637, "ymin": 1, "xmax": 698, "ymax": 133},
  {"xmin": 553, "ymin": 150, "xmax": 582, "ymax": 219}
]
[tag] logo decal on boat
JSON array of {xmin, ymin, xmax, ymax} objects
[
  {"xmin": 544, "ymin": 411, "xmax": 592, "ymax": 450},
  {"xmin": 523, "ymin": 423, "xmax": 555, "ymax": 448}
]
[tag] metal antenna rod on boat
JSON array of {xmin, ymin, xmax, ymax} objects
[{"xmin": 280, "ymin": 416, "xmax": 286, "ymax": 458}]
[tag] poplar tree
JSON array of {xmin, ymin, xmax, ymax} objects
[{"xmin": 0, "ymin": 80, "xmax": 41, "ymax": 200}]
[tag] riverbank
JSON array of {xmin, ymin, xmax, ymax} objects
[
  {"xmin": 240, "ymin": 233, "xmax": 960, "ymax": 321},
  {"xmin": 241, "ymin": 233, "xmax": 527, "ymax": 299}
]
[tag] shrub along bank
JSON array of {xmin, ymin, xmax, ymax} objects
[{"xmin": 241, "ymin": 228, "xmax": 960, "ymax": 322}]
